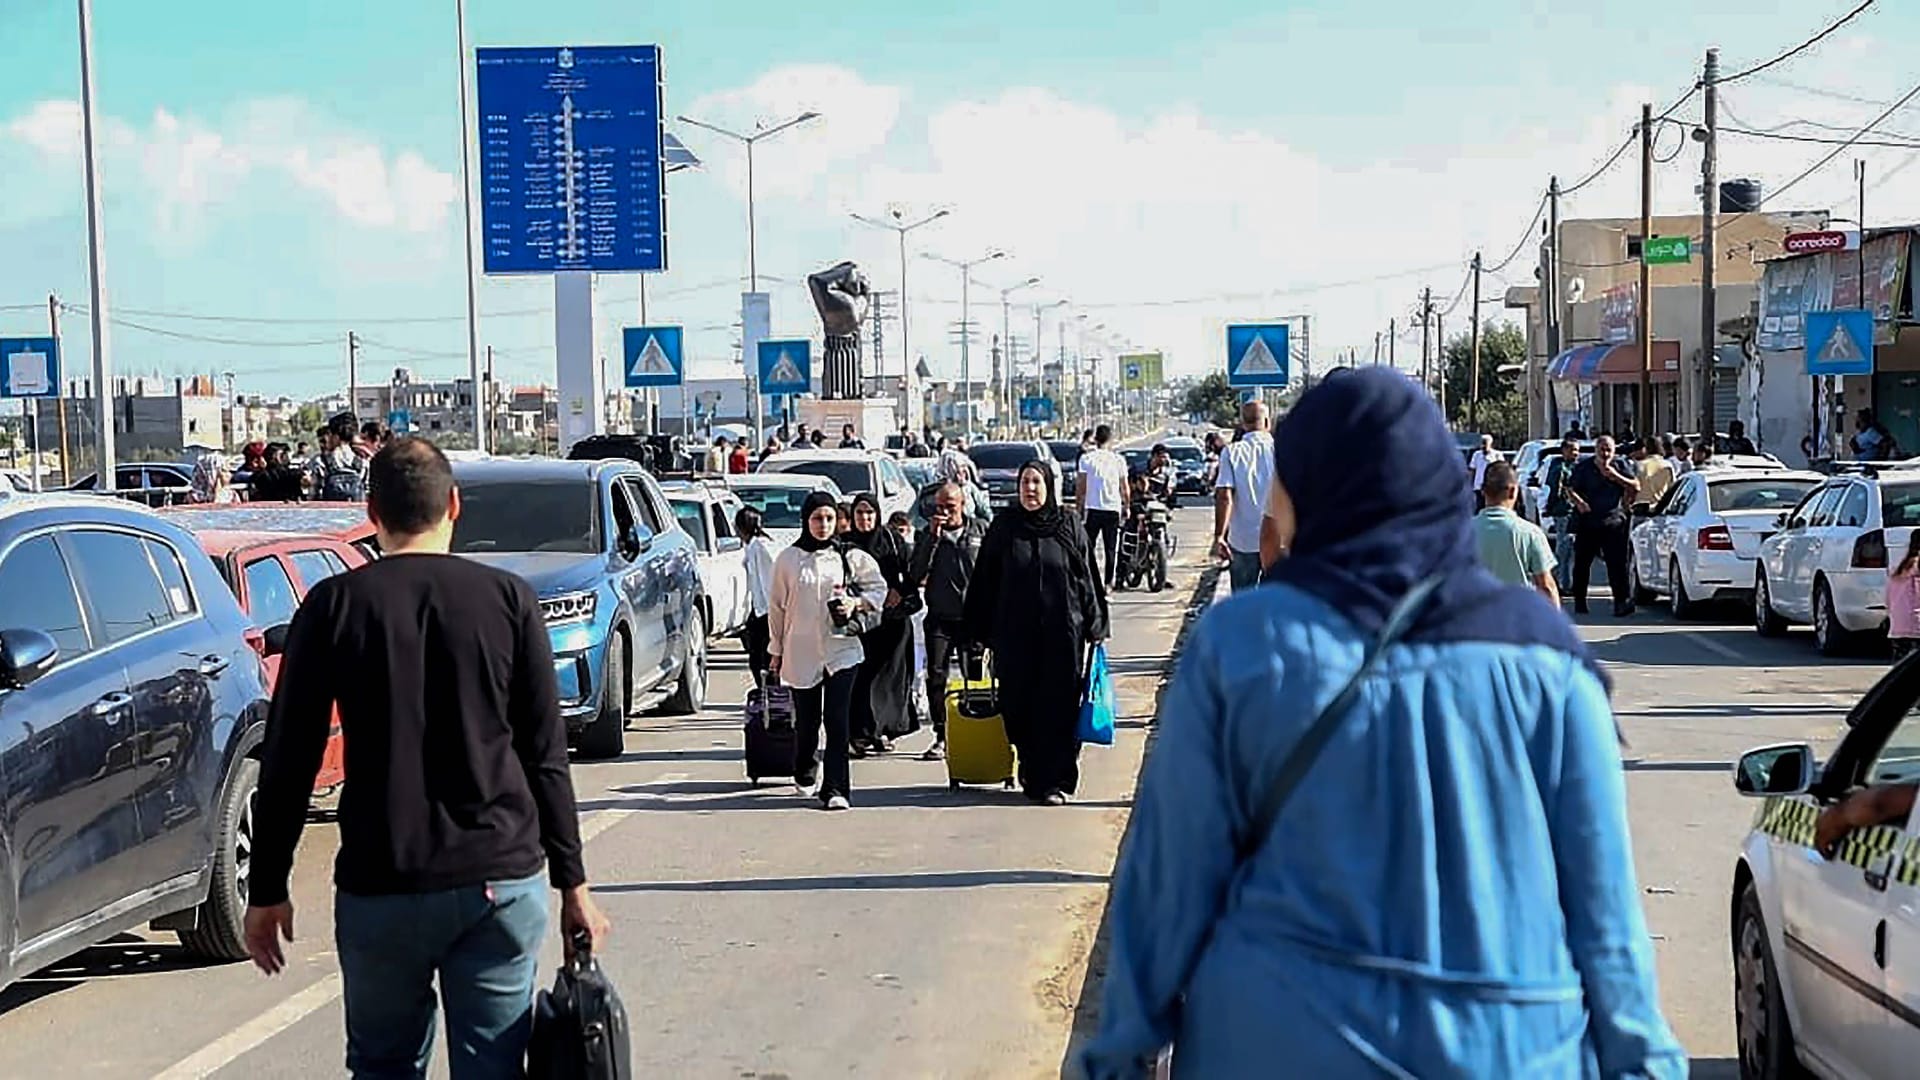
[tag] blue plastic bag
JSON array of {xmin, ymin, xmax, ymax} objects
[{"xmin": 1077, "ymin": 643, "xmax": 1116, "ymax": 746}]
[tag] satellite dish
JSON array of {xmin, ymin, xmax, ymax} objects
[{"xmin": 1566, "ymin": 277, "xmax": 1586, "ymax": 304}]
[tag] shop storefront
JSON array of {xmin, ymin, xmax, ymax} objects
[{"xmin": 1546, "ymin": 340, "xmax": 1682, "ymax": 436}]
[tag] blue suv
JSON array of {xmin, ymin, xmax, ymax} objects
[
  {"xmin": 449, "ymin": 459, "xmax": 706, "ymax": 758},
  {"xmin": 0, "ymin": 494, "xmax": 272, "ymax": 991}
]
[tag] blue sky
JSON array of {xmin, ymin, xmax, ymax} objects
[{"xmin": 2, "ymin": 0, "xmax": 1916, "ymax": 404}]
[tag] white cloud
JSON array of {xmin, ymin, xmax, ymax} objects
[
  {"xmin": 1, "ymin": 96, "xmax": 458, "ymax": 239},
  {"xmin": 680, "ymin": 64, "xmax": 902, "ymax": 202}
]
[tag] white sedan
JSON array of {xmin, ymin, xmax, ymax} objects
[
  {"xmin": 662, "ymin": 482, "xmax": 752, "ymax": 639},
  {"xmin": 1629, "ymin": 467, "xmax": 1821, "ymax": 617},
  {"xmin": 1730, "ymin": 669, "xmax": 1920, "ymax": 1080}
]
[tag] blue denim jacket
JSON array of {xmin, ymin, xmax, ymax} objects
[{"xmin": 1082, "ymin": 585, "xmax": 1683, "ymax": 1079}]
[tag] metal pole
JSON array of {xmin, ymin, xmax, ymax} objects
[
  {"xmin": 1001, "ymin": 297, "xmax": 1011, "ymax": 431},
  {"xmin": 1420, "ymin": 287, "xmax": 1433, "ymax": 394},
  {"xmin": 347, "ymin": 331, "xmax": 359, "ymax": 417},
  {"xmin": 454, "ymin": 0, "xmax": 486, "ymax": 451},
  {"xmin": 745, "ymin": 139, "xmax": 758, "ymax": 292},
  {"xmin": 76, "ymin": 0, "xmax": 115, "ymax": 491},
  {"xmin": 1859, "ymin": 157, "xmax": 1868, "ymax": 419},
  {"xmin": 1436, "ymin": 310, "xmax": 1447, "ymax": 419},
  {"xmin": 1700, "ymin": 47, "xmax": 1720, "ymax": 438},
  {"xmin": 1469, "ymin": 252, "xmax": 1483, "ymax": 431},
  {"xmin": 898, "ymin": 228, "xmax": 911, "ymax": 428},
  {"xmin": 746, "ymin": 140, "xmax": 762, "ymax": 449},
  {"xmin": 1389, "ymin": 318, "xmax": 1396, "ymax": 371},
  {"xmin": 1638, "ymin": 102, "xmax": 1654, "ymax": 438},
  {"xmin": 960, "ymin": 269, "xmax": 972, "ymax": 441}
]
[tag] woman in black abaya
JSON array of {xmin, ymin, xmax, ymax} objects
[
  {"xmin": 964, "ymin": 460, "xmax": 1108, "ymax": 803},
  {"xmin": 846, "ymin": 493, "xmax": 917, "ymax": 755}
]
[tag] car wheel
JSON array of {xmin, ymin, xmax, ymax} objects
[
  {"xmin": 178, "ymin": 756, "xmax": 258, "ymax": 961},
  {"xmin": 1754, "ymin": 573, "xmax": 1787, "ymax": 637},
  {"xmin": 1814, "ymin": 580, "xmax": 1851, "ymax": 657},
  {"xmin": 1671, "ymin": 558, "xmax": 1701, "ymax": 619},
  {"xmin": 1735, "ymin": 883, "xmax": 1808, "ymax": 1080},
  {"xmin": 576, "ymin": 637, "xmax": 627, "ymax": 759},
  {"xmin": 663, "ymin": 607, "xmax": 707, "ymax": 716}
]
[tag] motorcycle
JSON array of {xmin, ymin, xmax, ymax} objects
[{"xmin": 1115, "ymin": 497, "xmax": 1174, "ymax": 592}]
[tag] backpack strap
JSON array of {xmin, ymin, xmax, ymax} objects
[{"xmin": 1235, "ymin": 575, "xmax": 1443, "ymax": 862}]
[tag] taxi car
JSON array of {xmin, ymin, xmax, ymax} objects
[{"xmin": 1730, "ymin": 657, "xmax": 1920, "ymax": 1079}]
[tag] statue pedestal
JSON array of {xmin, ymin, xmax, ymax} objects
[{"xmin": 794, "ymin": 396, "xmax": 899, "ymax": 449}]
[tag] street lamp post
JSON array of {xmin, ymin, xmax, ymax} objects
[
  {"xmin": 75, "ymin": 0, "xmax": 115, "ymax": 491},
  {"xmin": 998, "ymin": 277, "xmax": 1041, "ymax": 433},
  {"xmin": 924, "ymin": 250, "xmax": 1005, "ymax": 441},
  {"xmin": 676, "ymin": 110, "xmax": 821, "ymax": 446},
  {"xmin": 851, "ymin": 207, "xmax": 949, "ymax": 434}
]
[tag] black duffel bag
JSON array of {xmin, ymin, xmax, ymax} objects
[{"xmin": 528, "ymin": 931, "xmax": 632, "ymax": 1079}]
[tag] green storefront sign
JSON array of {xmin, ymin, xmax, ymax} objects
[{"xmin": 1643, "ymin": 236, "xmax": 1692, "ymax": 265}]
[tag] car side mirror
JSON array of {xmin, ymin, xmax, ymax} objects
[
  {"xmin": 0, "ymin": 628, "xmax": 59, "ymax": 690},
  {"xmin": 262, "ymin": 623, "xmax": 291, "ymax": 658},
  {"xmin": 1632, "ymin": 504, "xmax": 1653, "ymax": 519},
  {"xmin": 622, "ymin": 523, "xmax": 653, "ymax": 557},
  {"xmin": 1734, "ymin": 743, "xmax": 1817, "ymax": 797},
  {"xmin": 718, "ymin": 535, "xmax": 743, "ymax": 553}
]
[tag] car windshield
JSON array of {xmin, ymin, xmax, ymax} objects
[
  {"xmin": 668, "ymin": 499, "xmax": 707, "ymax": 543},
  {"xmin": 451, "ymin": 480, "xmax": 600, "ymax": 554},
  {"xmin": 1708, "ymin": 479, "xmax": 1818, "ymax": 513},
  {"xmin": 1166, "ymin": 445, "xmax": 1204, "ymax": 463},
  {"xmin": 1048, "ymin": 441, "xmax": 1082, "ymax": 464},
  {"xmin": 732, "ymin": 485, "xmax": 818, "ymax": 529},
  {"xmin": 968, "ymin": 444, "xmax": 1037, "ymax": 470},
  {"xmin": 1882, "ymin": 483, "xmax": 1920, "ymax": 528},
  {"xmin": 763, "ymin": 459, "xmax": 873, "ymax": 495}
]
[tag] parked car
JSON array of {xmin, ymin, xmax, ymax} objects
[
  {"xmin": 1160, "ymin": 436, "xmax": 1210, "ymax": 495},
  {"xmin": 756, "ymin": 449, "xmax": 915, "ymax": 522},
  {"xmin": 178, "ymin": 525, "xmax": 371, "ymax": 791},
  {"xmin": 0, "ymin": 494, "xmax": 273, "ymax": 990},
  {"xmin": 449, "ymin": 459, "xmax": 706, "ymax": 758},
  {"xmin": 1753, "ymin": 464, "xmax": 1920, "ymax": 654},
  {"xmin": 661, "ymin": 480, "xmax": 751, "ymax": 639},
  {"xmin": 1628, "ymin": 468, "xmax": 1822, "ymax": 617},
  {"xmin": 968, "ymin": 440, "xmax": 1062, "ymax": 509},
  {"xmin": 900, "ymin": 457, "xmax": 940, "ymax": 493},
  {"xmin": 159, "ymin": 502, "xmax": 378, "ymax": 556},
  {"xmin": 726, "ymin": 473, "xmax": 843, "ymax": 549},
  {"xmin": 68, "ymin": 463, "xmax": 198, "ymax": 507},
  {"xmin": 1728, "ymin": 664, "xmax": 1920, "ymax": 1080},
  {"xmin": 1047, "ymin": 440, "xmax": 1083, "ymax": 499}
]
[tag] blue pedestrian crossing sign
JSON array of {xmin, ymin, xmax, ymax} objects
[
  {"xmin": 387, "ymin": 409, "xmax": 412, "ymax": 435},
  {"xmin": 1019, "ymin": 396, "xmax": 1055, "ymax": 423},
  {"xmin": 1806, "ymin": 309, "xmax": 1874, "ymax": 376},
  {"xmin": 623, "ymin": 325, "xmax": 684, "ymax": 387},
  {"xmin": 758, "ymin": 340, "xmax": 811, "ymax": 396},
  {"xmin": 1226, "ymin": 323, "xmax": 1290, "ymax": 387},
  {"xmin": 0, "ymin": 337, "xmax": 58, "ymax": 398}
]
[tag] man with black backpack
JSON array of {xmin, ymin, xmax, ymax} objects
[
  {"xmin": 905, "ymin": 481, "xmax": 985, "ymax": 761},
  {"xmin": 316, "ymin": 413, "xmax": 368, "ymax": 502}
]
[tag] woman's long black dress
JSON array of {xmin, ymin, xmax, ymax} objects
[
  {"xmin": 963, "ymin": 517, "xmax": 1107, "ymax": 797},
  {"xmin": 849, "ymin": 529, "xmax": 916, "ymax": 749}
]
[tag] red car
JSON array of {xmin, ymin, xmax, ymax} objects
[{"xmin": 163, "ymin": 506, "xmax": 377, "ymax": 791}]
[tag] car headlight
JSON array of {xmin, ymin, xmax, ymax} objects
[{"xmin": 541, "ymin": 591, "xmax": 598, "ymax": 624}]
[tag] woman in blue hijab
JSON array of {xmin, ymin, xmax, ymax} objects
[{"xmin": 1083, "ymin": 369, "xmax": 1681, "ymax": 1078}]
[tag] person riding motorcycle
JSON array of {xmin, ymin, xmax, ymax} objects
[{"xmin": 1143, "ymin": 444, "xmax": 1178, "ymax": 507}]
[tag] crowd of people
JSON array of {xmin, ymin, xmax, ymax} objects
[{"xmin": 180, "ymin": 410, "xmax": 391, "ymax": 506}]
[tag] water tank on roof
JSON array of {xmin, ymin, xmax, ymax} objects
[{"xmin": 1720, "ymin": 178, "xmax": 1763, "ymax": 214}]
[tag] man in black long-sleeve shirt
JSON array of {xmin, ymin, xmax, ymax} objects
[
  {"xmin": 246, "ymin": 437, "xmax": 608, "ymax": 1078},
  {"xmin": 1565, "ymin": 434, "xmax": 1643, "ymax": 617}
]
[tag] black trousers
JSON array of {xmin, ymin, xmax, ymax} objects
[
  {"xmin": 742, "ymin": 614, "xmax": 771, "ymax": 684},
  {"xmin": 792, "ymin": 667, "xmax": 856, "ymax": 800},
  {"xmin": 923, "ymin": 615, "xmax": 964, "ymax": 739},
  {"xmin": 1085, "ymin": 509, "xmax": 1121, "ymax": 587},
  {"xmin": 1572, "ymin": 518, "xmax": 1633, "ymax": 609}
]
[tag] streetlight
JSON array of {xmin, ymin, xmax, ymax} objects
[
  {"xmin": 75, "ymin": 0, "xmax": 115, "ymax": 491},
  {"xmin": 677, "ymin": 110, "xmax": 821, "ymax": 447},
  {"xmin": 998, "ymin": 276, "xmax": 1042, "ymax": 432},
  {"xmin": 1036, "ymin": 299, "xmax": 1069, "ymax": 415},
  {"xmin": 923, "ymin": 249, "xmax": 1006, "ymax": 440},
  {"xmin": 851, "ymin": 206, "xmax": 950, "ymax": 432}
]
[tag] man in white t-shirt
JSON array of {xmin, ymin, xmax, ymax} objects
[
  {"xmin": 1214, "ymin": 401, "xmax": 1275, "ymax": 592},
  {"xmin": 1076, "ymin": 423, "xmax": 1129, "ymax": 588},
  {"xmin": 1467, "ymin": 434, "xmax": 1503, "ymax": 510}
]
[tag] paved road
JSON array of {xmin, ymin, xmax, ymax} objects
[{"xmin": 0, "ymin": 508, "xmax": 1215, "ymax": 1079}]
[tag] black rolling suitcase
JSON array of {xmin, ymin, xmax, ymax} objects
[
  {"xmin": 744, "ymin": 682, "xmax": 797, "ymax": 784},
  {"xmin": 528, "ymin": 931, "xmax": 632, "ymax": 1079}
]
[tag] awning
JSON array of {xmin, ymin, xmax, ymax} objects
[{"xmin": 1547, "ymin": 342, "xmax": 1682, "ymax": 384}]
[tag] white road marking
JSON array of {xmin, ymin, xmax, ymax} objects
[
  {"xmin": 152, "ymin": 973, "xmax": 344, "ymax": 1080},
  {"xmin": 1685, "ymin": 632, "xmax": 1747, "ymax": 662},
  {"xmin": 157, "ymin": 807, "xmax": 639, "ymax": 1077}
]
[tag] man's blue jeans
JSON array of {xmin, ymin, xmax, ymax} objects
[
  {"xmin": 1228, "ymin": 549, "xmax": 1263, "ymax": 593},
  {"xmin": 335, "ymin": 871, "xmax": 549, "ymax": 1079},
  {"xmin": 1552, "ymin": 514, "xmax": 1575, "ymax": 590}
]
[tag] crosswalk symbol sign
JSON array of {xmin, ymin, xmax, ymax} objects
[
  {"xmin": 1226, "ymin": 324, "xmax": 1291, "ymax": 388},
  {"xmin": 1805, "ymin": 309, "xmax": 1873, "ymax": 377},
  {"xmin": 622, "ymin": 326, "xmax": 684, "ymax": 388},
  {"xmin": 758, "ymin": 339, "xmax": 812, "ymax": 396}
]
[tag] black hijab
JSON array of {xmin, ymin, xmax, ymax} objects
[
  {"xmin": 1263, "ymin": 368, "xmax": 1600, "ymax": 681},
  {"xmin": 1004, "ymin": 459, "xmax": 1079, "ymax": 544},
  {"xmin": 846, "ymin": 492, "xmax": 906, "ymax": 579},
  {"xmin": 793, "ymin": 490, "xmax": 841, "ymax": 553}
]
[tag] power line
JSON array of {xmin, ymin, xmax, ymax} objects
[
  {"xmin": 1753, "ymin": 73, "xmax": 1894, "ymax": 107},
  {"xmin": 1761, "ymin": 78, "xmax": 1920, "ymax": 207},
  {"xmin": 1723, "ymin": 124, "xmax": 1920, "ymax": 150},
  {"xmin": 1483, "ymin": 192, "xmax": 1549, "ymax": 274},
  {"xmin": 1562, "ymin": 84, "xmax": 1700, "ymax": 196},
  {"xmin": 1719, "ymin": 0, "xmax": 1878, "ymax": 84}
]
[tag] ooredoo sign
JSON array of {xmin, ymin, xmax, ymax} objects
[{"xmin": 1783, "ymin": 230, "xmax": 1860, "ymax": 255}]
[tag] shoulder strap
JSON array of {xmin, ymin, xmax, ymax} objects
[{"xmin": 1236, "ymin": 575, "xmax": 1443, "ymax": 861}]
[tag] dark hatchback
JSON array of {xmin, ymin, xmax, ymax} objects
[
  {"xmin": 0, "ymin": 495, "xmax": 273, "ymax": 991},
  {"xmin": 1048, "ymin": 440, "xmax": 1083, "ymax": 498}
]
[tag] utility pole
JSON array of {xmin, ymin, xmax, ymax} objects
[
  {"xmin": 1638, "ymin": 101, "xmax": 1654, "ymax": 439},
  {"xmin": 1546, "ymin": 176, "xmax": 1562, "ymax": 437},
  {"xmin": 1469, "ymin": 252, "xmax": 1483, "ymax": 431},
  {"xmin": 1420, "ymin": 287, "xmax": 1433, "ymax": 394},
  {"xmin": 1699, "ymin": 47, "xmax": 1720, "ymax": 438},
  {"xmin": 76, "ymin": 0, "xmax": 116, "ymax": 490},
  {"xmin": 484, "ymin": 344, "xmax": 495, "ymax": 447},
  {"xmin": 1436, "ymin": 309, "xmax": 1448, "ymax": 418},
  {"xmin": 1373, "ymin": 331, "xmax": 1381, "ymax": 366},
  {"xmin": 347, "ymin": 331, "xmax": 360, "ymax": 418},
  {"xmin": 1388, "ymin": 318, "xmax": 1396, "ymax": 371}
]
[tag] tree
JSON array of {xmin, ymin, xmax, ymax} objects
[
  {"xmin": 290, "ymin": 403, "xmax": 326, "ymax": 439},
  {"xmin": 1181, "ymin": 373, "xmax": 1241, "ymax": 429},
  {"xmin": 1440, "ymin": 321, "xmax": 1529, "ymax": 446}
]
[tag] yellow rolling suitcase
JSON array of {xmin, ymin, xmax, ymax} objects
[{"xmin": 945, "ymin": 651, "xmax": 1016, "ymax": 790}]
